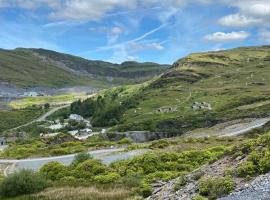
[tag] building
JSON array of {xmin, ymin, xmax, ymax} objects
[
  {"xmin": 23, "ymin": 92, "xmax": 39, "ymax": 97},
  {"xmin": 0, "ymin": 137, "xmax": 6, "ymax": 146},
  {"xmin": 69, "ymin": 114, "xmax": 84, "ymax": 122},
  {"xmin": 192, "ymin": 102, "xmax": 212, "ymax": 110},
  {"xmin": 156, "ymin": 106, "xmax": 178, "ymax": 113}
]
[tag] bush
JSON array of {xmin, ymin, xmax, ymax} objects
[
  {"xmin": 40, "ymin": 161, "xmax": 68, "ymax": 181},
  {"xmin": 259, "ymin": 151, "xmax": 270, "ymax": 173},
  {"xmin": 93, "ymin": 172, "xmax": 120, "ymax": 184},
  {"xmin": 199, "ymin": 176, "xmax": 234, "ymax": 200},
  {"xmin": 117, "ymin": 138, "xmax": 132, "ymax": 145},
  {"xmin": 0, "ymin": 169, "xmax": 48, "ymax": 197},
  {"xmin": 236, "ymin": 161, "xmax": 257, "ymax": 178},
  {"xmin": 74, "ymin": 159, "xmax": 109, "ymax": 180},
  {"xmin": 149, "ymin": 139, "xmax": 169, "ymax": 149},
  {"xmin": 138, "ymin": 181, "xmax": 152, "ymax": 198},
  {"xmin": 174, "ymin": 175, "xmax": 187, "ymax": 191},
  {"xmin": 71, "ymin": 152, "xmax": 93, "ymax": 166}
]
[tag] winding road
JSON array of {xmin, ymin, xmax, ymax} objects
[
  {"xmin": 0, "ymin": 148, "xmax": 147, "ymax": 176},
  {"xmin": 8, "ymin": 104, "xmax": 70, "ymax": 131}
]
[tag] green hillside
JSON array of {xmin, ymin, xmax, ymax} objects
[
  {"xmin": 0, "ymin": 48, "xmax": 169, "ymax": 88},
  {"xmin": 68, "ymin": 46, "xmax": 270, "ymax": 132}
]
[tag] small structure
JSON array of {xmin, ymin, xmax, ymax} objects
[
  {"xmin": 23, "ymin": 91, "xmax": 41, "ymax": 97},
  {"xmin": 0, "ymin": 137, "xmax": 6, "ymax": 146},
  {"xmin": 48, "ymin": 123, "xmax": 65, "ymax": 130},
  {"xmin": 69, "ymin": 114, "xmax": 84, "ymax": 122},
  {"xmin": 156, "ymin": 106, "xmax": 178, "ymax": 113},
  {"xmin": 192, "ymin": 102, "xmax": 212, "ymax": 110}
]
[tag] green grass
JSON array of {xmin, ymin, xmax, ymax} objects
[
  {"xmin": 72, "ymin": 45, "xmax": 270, "ymax": 133},
  {"xmin": 0, "ymin": 108, "xmax": 46, "ymax": 133},
  {"xmin": 0, "ymin": 48, "xmax": 168, "ymax": 88},
  {"xmin": 9, "ymin": 93, "xmax": 88, "ymax": 109}
]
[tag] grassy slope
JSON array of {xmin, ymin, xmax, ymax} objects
[
  {"xmin": 0, "ymin": 49, "xmax": 93, "ymax": 88},
  {"xmin": 0, "ymin": 108, "xmax": 46, "ymax": 132},
  {"xmin": 93, "ymin": 46, "xmax": 270, "ymax": 132},
  {"xmin": 0, "ymin": 48, "xmax": 169, "ymax": 88},
  {"xmin": 30, "ymin": 48, "xmax": 169, "ymax": 78}
]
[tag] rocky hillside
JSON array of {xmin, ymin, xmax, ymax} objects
[
  {"xmin": 70, "ymin": 45, "xmax": 270, "ymax": 132},
  {"xmin": 0, "ymin": 48, "xmax": 169, "ymax": 88}
]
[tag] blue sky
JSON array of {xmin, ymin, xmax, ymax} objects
[{"xmin": 0, "ymin": 0, "xmax": 270, "ymax": 64}]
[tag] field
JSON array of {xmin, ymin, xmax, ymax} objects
[{"xmin": 9, "ymin": 93, "xmax": 89, "ymax": 109}]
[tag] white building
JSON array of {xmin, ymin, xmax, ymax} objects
[{"xmin": 69, "ymin": 114, "xmax": 84, "ymax": 122}]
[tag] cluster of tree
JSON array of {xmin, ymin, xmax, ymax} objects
[{"xmin": 70, "ymin": 91, "xmax": 141, "ymax": 127}]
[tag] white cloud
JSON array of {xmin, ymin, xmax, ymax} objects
[
  {"xmin": 220, "ymin": 0, "xmax": 270, "ymax": 28},
  {"xmin": 204, "ymin": 31, "xmax": 250, "ymax": 42},
  {"xmin": 219, "ymin": 13, "xmax": 262, "ymax": 27},
  {"xmin": 128, "ymin": 41, "xmax": 165, "ymax": 51},
  {"xmin": 0, "ymin": 0, "xmax": 214, "ymax": 22},
  {"xmin": 258, "ymin": 29, "xmax": 270, "ymax": 43},
  {"xmin": 0, "ymin": 0, "xmax": 59, "ymax": 9}
]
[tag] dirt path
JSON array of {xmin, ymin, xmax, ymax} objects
[{"xmin": 7, "ymin": 104, "xmax": 70, "ymax": 131}]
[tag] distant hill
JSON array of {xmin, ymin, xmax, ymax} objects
[
  {"xmin": 0, "ymin": 48, "xmax": 169, "ymax": 88},
  {"xmin": 72, "ymin": 45, "xmax": 270, "ymax": 132}
]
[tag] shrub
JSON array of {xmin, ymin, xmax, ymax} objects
[
  {"xmin": 259, "ymin": 153, "xmax": 270, "ymax": 173},
  {"xmin": 138, "ymin": 181, "xmax": 152, "ymax": 198},
  {"xmin": 120, "ymin": 174, "xmax": 142, "ymax": 188},
  {"xmin": 236, "ymin": 161, "xmax": 257, "ymax": 178},
  {"xmin": 0, "ymin": 169, "xmax": 48, "ymax": 197},
  {"xmin": 199, "ymin": 176, "xmax": 234, "ymax": 200},
  {"xmin": 40, "ymin": 161, "xmax": 68, "ymax": 181},
  {"xmin": 93, "ymin": 172, "xmax": 120, "ymax": 184},
  {"xmin": 174, "ymin": 175, "xmax": 187, "ymax": 191},
  {"xmin": 71, "ymin": 152, "xmax": 93, "ymax": 166},
  {"xmin": 149, "ymin": 139, "xmax": 169, "ymax": 149},
  {"xmin": 117, "ymin": 138, "xmax": 132, "ymax": 145},
  {"xmin": 74, "ymin": 159, "xmax": 109, "ymax": 179}
]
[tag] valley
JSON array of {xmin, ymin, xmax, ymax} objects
[{"xmin": 0, "ymin": 45, "xmax": 269, "ymax": 200}]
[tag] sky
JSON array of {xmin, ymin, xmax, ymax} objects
[{"xmin": 0, "ymin": 0, "xmax": 270, "ymax": 64}]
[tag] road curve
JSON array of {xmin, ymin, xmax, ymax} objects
[
  {"xmin": 0, "ymin": 148, "xmax": 147, "ymax": 176},
  {"xmin": 36, "ymin": 104, "xmax": 70, "ymax": 122},
  {"xmin": 7, "ymin": 104, "xmax": 70, "ymax": 131}
]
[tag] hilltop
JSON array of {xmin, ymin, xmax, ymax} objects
[
  {"xmin": 68, "ymin": 45, "xmax": 270, "ymax": 133},
  {"xmin": 0, "ymin": 48, "xmax": 169, "ymax": 88}
]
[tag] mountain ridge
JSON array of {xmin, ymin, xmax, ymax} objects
[{"xmin": 0, "ymin": 48, "xmax": 169, "ymax": 88}]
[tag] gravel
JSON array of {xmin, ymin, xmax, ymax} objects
[{"xmin": 219, "ymin": 173, "xmax": 270, "ymax": 200}]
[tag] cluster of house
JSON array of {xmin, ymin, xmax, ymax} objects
[
  {"xmin": 156, "ymin": 106, "xmax": 178, "ymax": 113},
  {"xmin": 192, "ymin": 102, "xmax": 212, "ymax": 110},
  {"xmin": 41, "ymin": 114, "xmax": 94, "ymax": 141}
]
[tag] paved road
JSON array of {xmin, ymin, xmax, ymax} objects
[
  {"xmin": 187, "ymin": 118, "xmax": 270, "ymax": 138},
  {"xmin": 0, "ymin": 148, "xmax": 147, "ymax": 176}
]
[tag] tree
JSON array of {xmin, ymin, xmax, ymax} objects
[{"xmin": 44, "ymin": 103, "xmax": 50, "ymax": 109}]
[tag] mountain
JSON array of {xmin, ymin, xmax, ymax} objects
[
  {"xmin": 0, "ymin": 48, "xmax": 169, "ymax": 88},
  {"xmin": 71, "ymin": 45, "xmax": 270, "ymax": 132}
]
